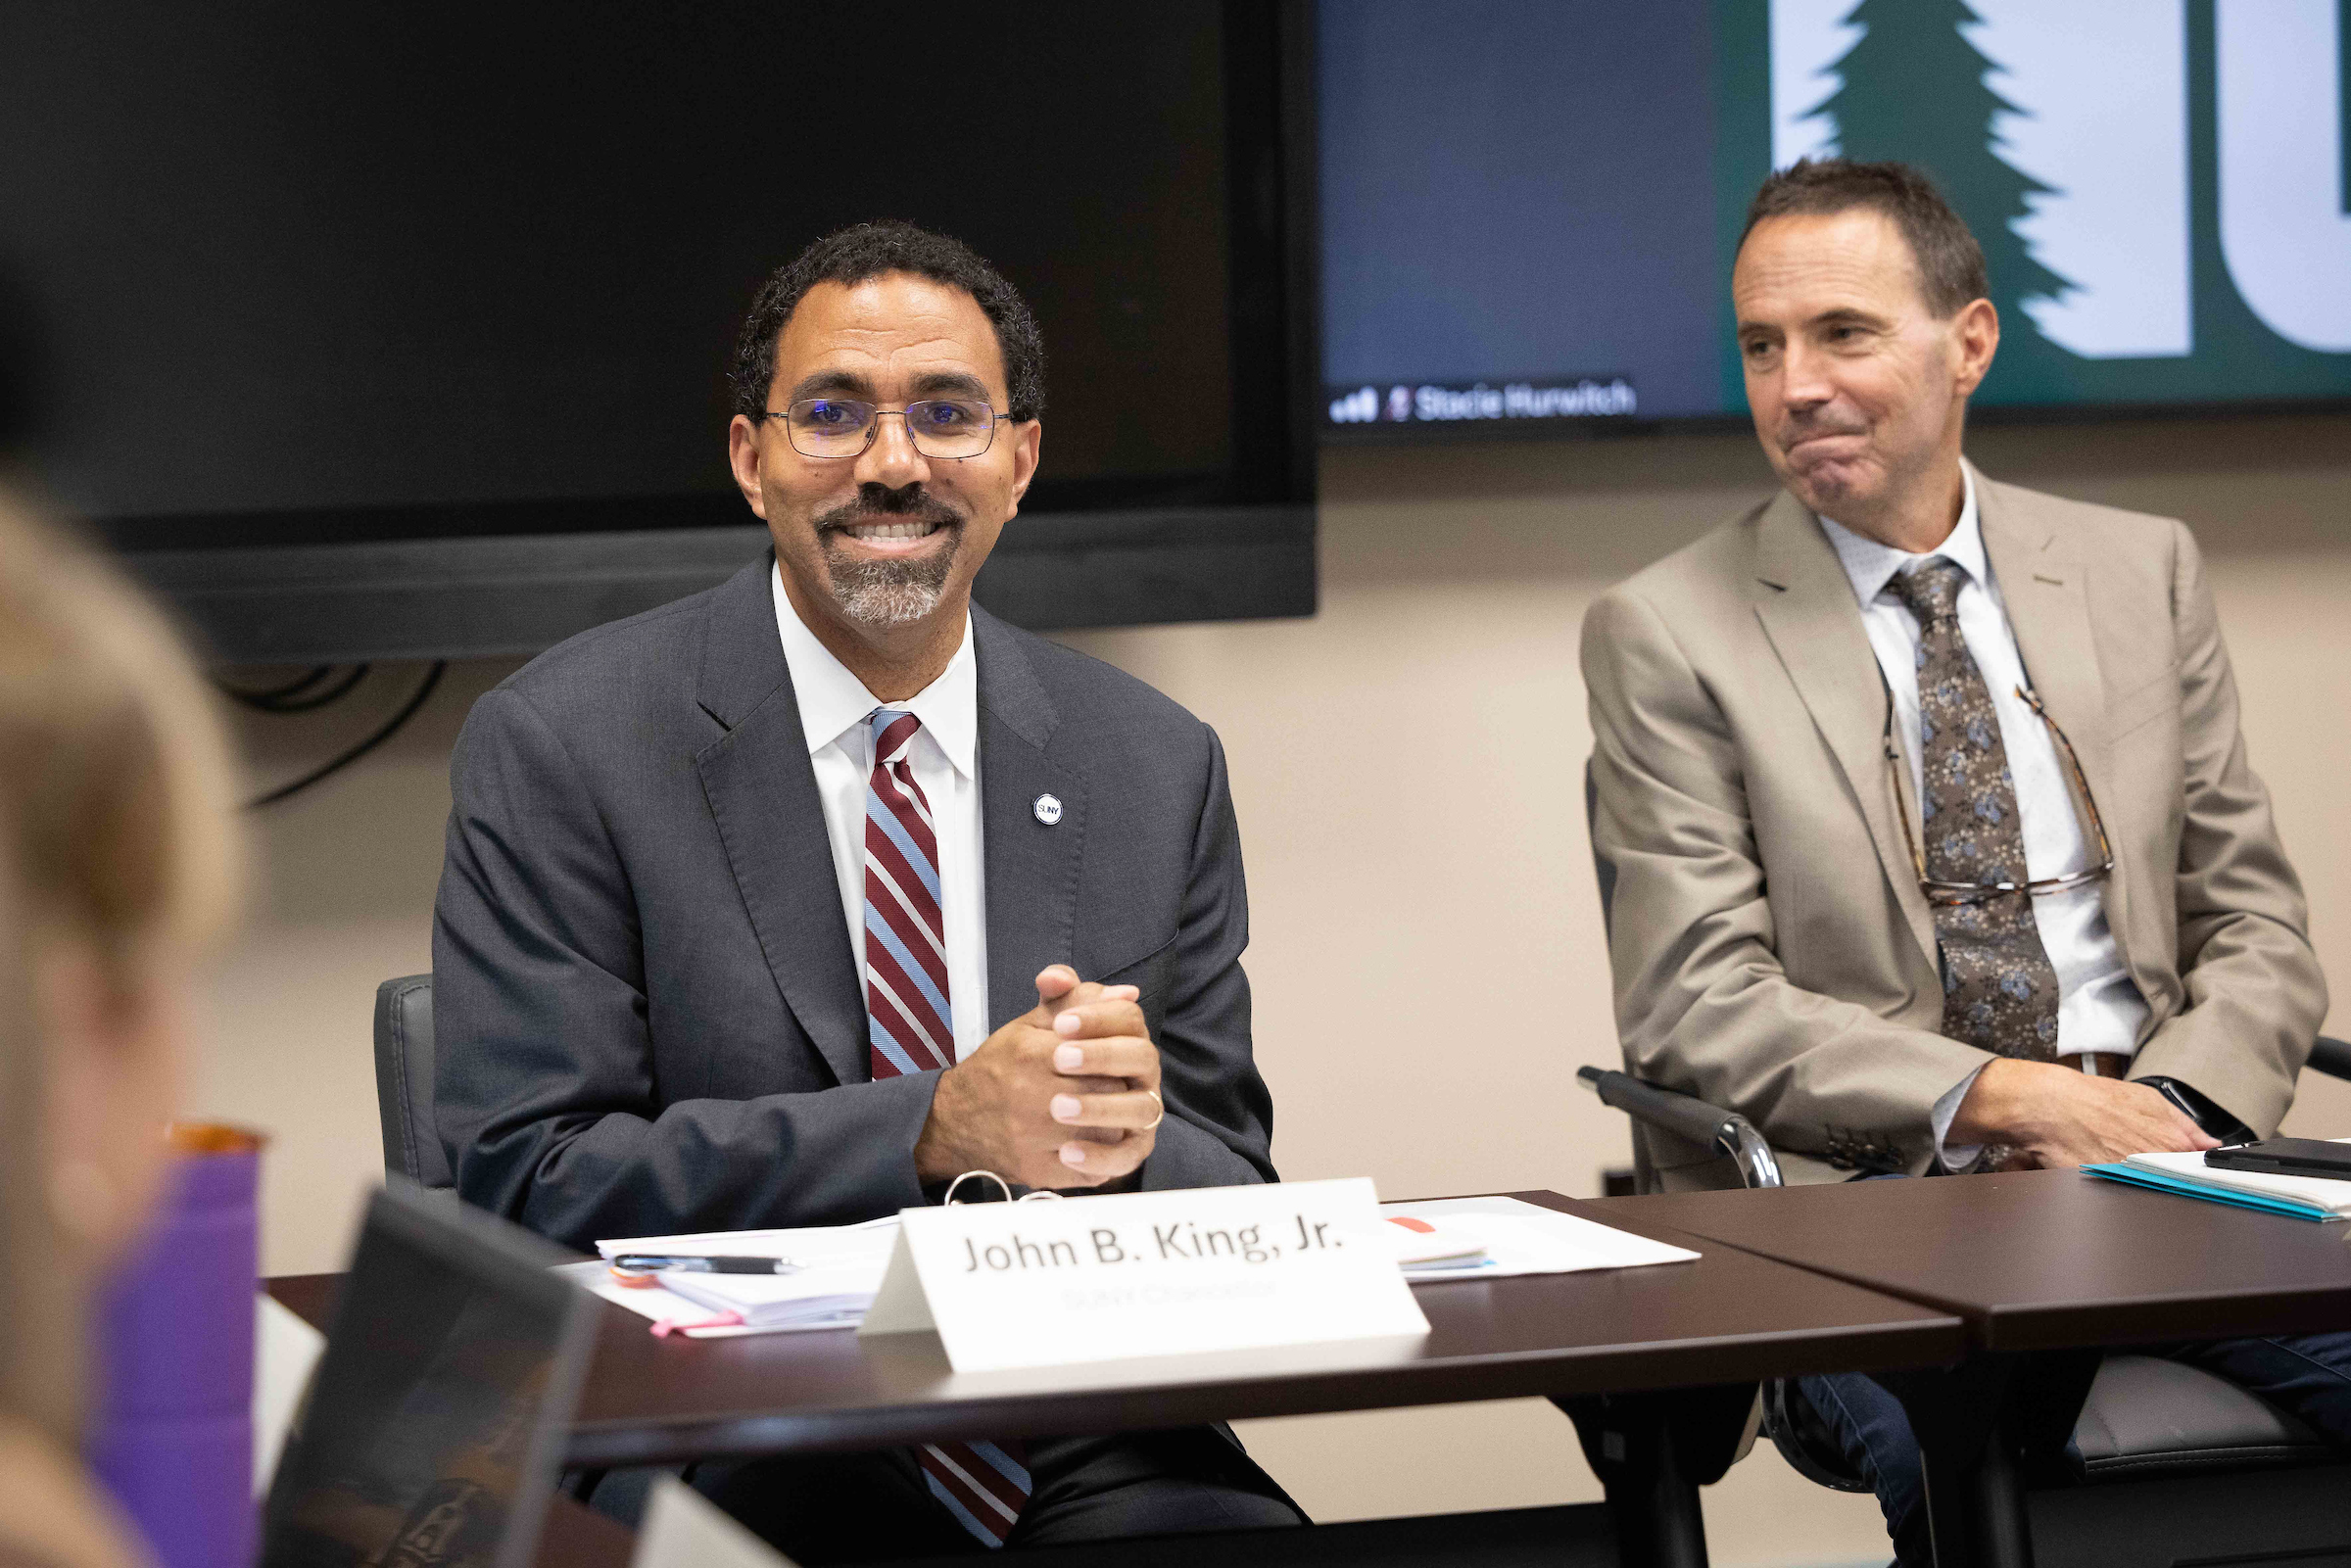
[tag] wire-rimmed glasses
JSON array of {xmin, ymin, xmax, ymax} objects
[
  {"xmin": 1884, "ymin": 682, "xmax": 2115, "ymax": 906},
  {"xmin": 761, "ymin": 397, "xmax": 1018, "ymax": 460}
]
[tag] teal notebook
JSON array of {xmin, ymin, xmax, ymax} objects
[{"xmin": 2082, "ymin": 1163, "xmax": 2339, "ymax": 1222}]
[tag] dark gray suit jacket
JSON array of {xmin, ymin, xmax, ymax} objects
[{"xmin": 432, "ymin": 556, "xmax": 1275, "ymax": 1251}]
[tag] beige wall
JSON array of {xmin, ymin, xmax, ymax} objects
[{"xmin": 192, "ymin": 413, "xmax": 2351, "ymax": 1567}]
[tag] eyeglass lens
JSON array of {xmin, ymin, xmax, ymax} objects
[{"xmin": 786, "ymin": 398, "xmax": 997, "ymax": 458}]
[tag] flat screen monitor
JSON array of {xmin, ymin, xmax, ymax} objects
[
  {"xmin": 0, "ymin": 4, "xmax": 1315, "ymax": 659},
  {"xmin": 1317, "ymin": 0, "xmax": 2351, "ymax": 440}
]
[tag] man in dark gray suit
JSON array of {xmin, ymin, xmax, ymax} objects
[{"xmin": 433, "ymin": 221, "xmax": 1299, "ymax": 1558}]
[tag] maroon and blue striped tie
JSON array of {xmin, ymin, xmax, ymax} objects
[{"xmin": 861, "ymin": 708, "xmax": 1032, "ymax": 1544}]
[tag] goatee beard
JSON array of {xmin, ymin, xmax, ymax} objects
[
  {"xmin": 814, "ymin": 486, "xmax": 964, "ymax": 628},
  {"xmin": 827, "ymin": 551, "xmax": 953, "ymax": 627}
]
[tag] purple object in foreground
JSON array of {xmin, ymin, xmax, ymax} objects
[{"xmin": 87, "ymin": 1125, "xmax": 264, "ymax": 1568}]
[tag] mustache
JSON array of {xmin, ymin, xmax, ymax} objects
[
  {"xmin": 1779, "ymin": 415, "xmax": 1869, "ymax": 447},
  {"xmin": 814, "ymin": 483, "xmax": 966, "ymax": 534}
]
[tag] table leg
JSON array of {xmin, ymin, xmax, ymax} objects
[
  {"xmin": 1559, "ymin": 1384, "xmax": 1754, "ymax": 1568},
  {"xmin": 1882, "ymin": 1350, "xmax": 2097, "ymax": 1568}
]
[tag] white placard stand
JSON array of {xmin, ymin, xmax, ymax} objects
[{"xmin": 860, "ymin": 1176, "xmax": 1429, "ymax": 1373}]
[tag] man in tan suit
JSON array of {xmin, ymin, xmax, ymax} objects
[{"xmin": 1582, "ymin": 160, "xmax": 2347, "ymax": 1563}]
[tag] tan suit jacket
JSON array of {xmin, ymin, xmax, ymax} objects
[{"xmin": 1581, "ymin": 463, "xmax": 2327, "ymax": 1188}]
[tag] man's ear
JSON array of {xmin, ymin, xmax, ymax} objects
[
  {"xmin": 1950, "ymin": 298, "xmax": 2000, "ymax": 398},
  {"xmin": 727, "ymin": 414, "xmax": 771, "ymax": 520},
  {"xmin": 1003, "ymin": 420, "xmax": 1043, "ymax": 519}
]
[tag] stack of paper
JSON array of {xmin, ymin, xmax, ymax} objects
[
  {"xmin": 2085, "ymin": 1144, "xmax": 2351, "ymax": 1222},
  {"xmin": 572, "ymin": 1220, "xmax": 899, "ymax": 1338},
  {"xmin": 1376, "ymin": 1196, "xmax": 1700, "ymax": 1277},
  {"xmin": 654, "ymin": 1267, "xmax": 881, "ymax": 1330},
  {"xmin": 1379, "ymin": 1216, "xmax": 1491, "ymax": 1272}
]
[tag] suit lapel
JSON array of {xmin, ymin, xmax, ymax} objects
[
  {"xmin": 973, "ymin": 611, "xmax": 1088, "ymax": 1031},
  {"xmin": 1976, "ymin": 468, "xmax": 2126, "ymax": 946},
  {"xmin": 1751, "ymin": 491, "xmax": 1939, "ymax": 972},
  {"xmin": 693, "ymin": 557, "xmax": 869, "ymax": 1087}
]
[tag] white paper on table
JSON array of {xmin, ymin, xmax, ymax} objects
[
  {"xmin": 634, "ymin": 1475, "xmax": 801, "ymax": 1567},
  {"xmin": 253, "ymin": 1293, "xmax": 327, "ymax": 1496},
  {"xmin": 1370, "ymin": 1217, "xmax": 1491, "ymax": 1268},
  {"xmin": 558, "ymin": 1260, "xmax": 870, "ymax": 1340},
  {"xmin": 570, "ymin": 1217, "xmax": 896, "ymax": 1339},
  {"xmin": 1377, "ymin": 1195, "xmax": 1700, "ymax": 1278},
  {"xmin": 593, "ymin": 1214, "xmax": 900, "ymax": 1263},
  {"xmin": 655, "ymin": 1265, "xmax": 885, "ymax": 1328}
]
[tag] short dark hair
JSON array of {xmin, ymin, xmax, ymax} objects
[
  {"xmin": 727, "ymin": 220, "xmax": 1046, "ymax": 423},
  {"xmin": 1741, "ymin": 159, "xmax": 1989, "ymax": 318}
]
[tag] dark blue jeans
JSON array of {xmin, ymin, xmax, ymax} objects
[{"xmin": 1803, "ymin": 1332, "xmax": 2351, "ymax": 1565}]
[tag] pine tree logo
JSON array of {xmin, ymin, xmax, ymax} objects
[{"xmin": 1806, "ymin": 0, "xmax": 2074, "ymax": 365}]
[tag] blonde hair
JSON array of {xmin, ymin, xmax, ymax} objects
[{"xmin": 0, "ymin": 496, "xmax": 242, "ymax": 1441}]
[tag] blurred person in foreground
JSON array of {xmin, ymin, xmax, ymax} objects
[
  {"xmin": 433, "ymin": 221, "xmax": 1298, "ymax": 1555},
  {"xmin": 0, "ymin": 499, "xmax": 242, "ymax": 1568},
  {"xmin": 1581, "ymin": 158, "xmax": 2348, "ymax": 1563}
]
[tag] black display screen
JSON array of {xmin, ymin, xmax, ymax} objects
[{"xmin": 0, "ymin": 4, "xmax": 1257, "ymax": 542}]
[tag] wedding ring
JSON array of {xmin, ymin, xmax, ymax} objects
[{"xmin": 1141, "ymin": 1090, "xmax": 1165, "ymax": 1131}]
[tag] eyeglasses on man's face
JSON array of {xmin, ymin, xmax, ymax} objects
[
  {"xmin": 1885, "ymin": 683, "xmax": 2116, "ymax": 907},
  {"xmin": 761, "ymin": 397, "xmax": 1018, "ymax": 460}
]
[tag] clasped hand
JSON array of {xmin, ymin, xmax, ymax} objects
[{"xmin": 913, "ymin": 965, "xmax": 1163, "ymax": 1190}]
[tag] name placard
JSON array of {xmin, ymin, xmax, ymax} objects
[{"xmin": 859, "ymin": 1177, "xmax": 1429, "ymax": 1372}]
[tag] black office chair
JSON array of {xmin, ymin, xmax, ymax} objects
[
  {"xmin": 1579, "ymin": 765, "xmax": 2351, "ymax": 1566},
  {"xmin": 371, "ymin": 973, "xmax": 450, "ymax": 1189}
]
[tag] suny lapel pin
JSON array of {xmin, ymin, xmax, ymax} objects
[{"xmin": 1032, "ymin": 793, "xmax": 1063, "ymax": 826}]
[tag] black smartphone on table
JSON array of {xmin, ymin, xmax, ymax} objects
[{"xmin": 2204, "ymin": 1138, "xmax": 2351, "ymax": 1180}]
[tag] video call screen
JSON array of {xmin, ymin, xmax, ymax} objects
[{"xmin": 1319, "ymin": 0, "xmax": 2351, "ymax": 437}]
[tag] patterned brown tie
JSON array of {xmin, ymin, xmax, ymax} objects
[{"xmin": 1887, "ymin": 560, "xmax": 2062, "ymax": 1065}]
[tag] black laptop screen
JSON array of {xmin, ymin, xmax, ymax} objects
[{"xmin": 260, "ymin": 1187, "xmax": 591, "ymax": 1568}]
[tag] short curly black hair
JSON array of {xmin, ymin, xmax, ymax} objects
[
  {"xmin": 727, "ymin": 220, "xmax": 1045, "ymax": 423},
  {"xmin": 1743, "ymin": 159, "xmax": 1989, "ymax": 319}
]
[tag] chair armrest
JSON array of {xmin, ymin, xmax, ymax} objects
[
  {"xmin": 2307, "ymin": 1036, "xmax": 2351, "ymax": 1084},
  {"xmin": 1576, "ymin": 1067, "xmax": 1784, "ymax": 1189}
]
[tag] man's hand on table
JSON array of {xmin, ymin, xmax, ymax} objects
[
  {"xmin": 913, "ymin": 965, "xmax": 1163, "ymax": 1190},
  {"xmin": 1949, "ymin": 1057, "xmax": 2220, "ymax": 1168}
]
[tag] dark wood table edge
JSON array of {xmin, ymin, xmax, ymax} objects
[
  {"xmin": 535, "ymin": 1493, "xmax": 634, "ymax": 1567},
  {"xmin": 267, "ymin": 1189, "xmax": 1970, "ymax": 1469},
  {"xmin": 266, "ymin": 1272, "xmax": 339, "ymax": 1329},
  {"xmin": 557, "ymin": 1314, "xmax": 1966, "ymax": 1467},
  {"xmin": 1598, "ymin": 1181, "xmax": 2351, "ymax": 1354}
]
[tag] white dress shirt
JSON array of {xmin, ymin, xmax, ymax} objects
[
  {"xmin": 1818, "ymin": 469, "xmax": 2149, "ymax": 1164},
  {"xmin": 772, "ymin": 566, "xmax": 991, "ymax": 1061}
]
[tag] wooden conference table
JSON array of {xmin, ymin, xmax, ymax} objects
[
  {"xmin": 1622, "ymin": 1168, "xmax": 2351, "ymax": 1568},
  {"xmin": 530, "ymin": 1495, "xmax": 637, "ymax": 1568},
  {"xmin": 269, "ymin": 1190, "xmax": 1963, "ymax": 1567}
]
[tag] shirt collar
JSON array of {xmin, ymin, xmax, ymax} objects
[
  {"xmin": 770, "ymin": 562, "xmax": 979, "ymax": 780},
  {"xmin": 1817, "ymin": 465, "xmax": 1987, "ymax": 610}
]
